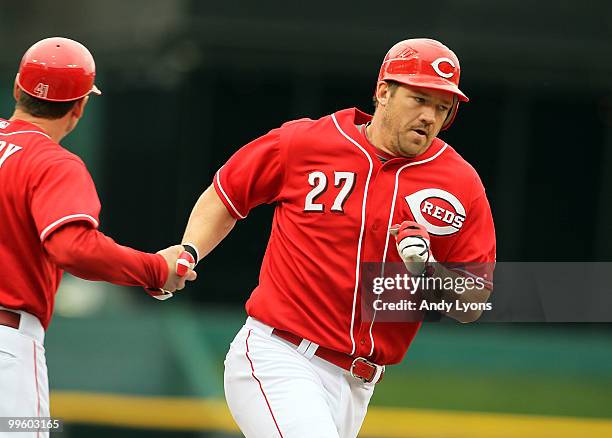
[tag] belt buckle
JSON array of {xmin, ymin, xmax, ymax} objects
[{"xmin": 350, "ymin": 357, "xmax": 378, "ymax": 383}]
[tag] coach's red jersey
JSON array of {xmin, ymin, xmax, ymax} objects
[
  {"xmin": 0, "ymin": 119, "xmax": 101, "ymax": 329},
  {"xmin": 214, "ymin": 108, "xmax": 495, "ymax": 364}
]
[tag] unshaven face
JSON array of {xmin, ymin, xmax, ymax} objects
[{"xmin": 378, "ymin": 84, "xmax": 453, "ymax": 158}]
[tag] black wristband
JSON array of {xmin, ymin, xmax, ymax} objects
[{"xmin": 181, "ymin": 243, "xmax": 199, "ymax": 265}]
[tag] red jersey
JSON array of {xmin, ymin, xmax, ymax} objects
[
  {"xmin": 214, "ymin": 108, "xmax": 496, "ymax": 364},
  {"xmin": 0, "ymin": 119, "xmax": 101, "ymax": 328}
]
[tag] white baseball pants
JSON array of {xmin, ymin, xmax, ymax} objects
[
  {"xmin": 0, "ymin": 308, "xmax": 49, "ymax": 438},
  {"xmin": 224, "ymin": 317, "xmax": 375, "ymax": 438}
]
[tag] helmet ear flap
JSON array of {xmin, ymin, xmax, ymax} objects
[{"xmin": 441, "ymin": 96, "xmax": 460, "ymax": 130}]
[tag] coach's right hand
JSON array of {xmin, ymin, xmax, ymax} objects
[{"xmin": 158, "ymin": 245, "xmax": 198, "ymax": 292}]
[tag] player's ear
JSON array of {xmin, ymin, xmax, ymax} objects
[
  {"xmin": 375, "ymin": 81, "xmax": 391, "ymax": 107},
  {"xmin": 72, "ymin": 96, "xmax": 89, "ymax": 119}
]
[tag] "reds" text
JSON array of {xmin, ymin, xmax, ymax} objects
[{"xmin": 421, "ymin": 201, "xmax": 464, "ymax": 229}]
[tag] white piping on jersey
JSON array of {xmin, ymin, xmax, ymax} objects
[
  {"xmin": 0, "ymin": 130, "xmax": 51, "ymax": 140},
  {"xmin": 39, "ymin": 214, "xmax": 99, "ymax": 241},
  {"xmin": 367, "ymin": 143, "xmax": 449, "ymax": 357},
  {"xmin": 331, "ymin": 113, "xmax": 374, "ymax": 356},
  {"xmin": 215, "ymin": 167, "xmax": 246, "ymax": 219}
]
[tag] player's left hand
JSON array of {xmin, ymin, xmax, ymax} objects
[{"xmin": 390, "ymin": 221, "xmax": 432, "ymax": 276}]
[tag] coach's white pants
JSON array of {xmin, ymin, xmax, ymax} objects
[
  {"xmin": 224, "ymin": 317, "xmax": 375, "ymax": 438},
  {"xmin": 0, "ymin": 308, "xmax": 49, "ymax": 438}
]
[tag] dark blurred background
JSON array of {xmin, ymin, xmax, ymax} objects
[
  {"xmin": 1, "ymin": 1, "xmax": 612, "ymax": 436},
  {"xmin": 3, "ymin": 0, "xmax": 612, "ymax": 301}
]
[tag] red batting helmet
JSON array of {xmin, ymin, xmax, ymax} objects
[
  {"xmin": 17, "ymin": 37, "xmax": 101, "ymax": 102},
  {"xmin": 377, "ymin": 38, "xmax": 468, "ymax": 129}
]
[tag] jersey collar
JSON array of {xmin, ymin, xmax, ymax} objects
[
  {"xmin": 2, "ymin": 118, "xmax": 50, "ymax": 138},
  {"xmin": 335, "ymin": 108, "xmax": 447, "ymax": 164}
]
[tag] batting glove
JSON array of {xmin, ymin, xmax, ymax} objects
[{"xmin": 391, "ymin": 221, "xmax": 433, "ymax": 276}]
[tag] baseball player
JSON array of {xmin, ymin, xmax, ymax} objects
[
  {"xmin": 181, "ymin": 38, "xmax": 495, "ymax": 437},
  {"xmin": 0, "ymin": 37, "xmax": 196, "ymax": 434}
]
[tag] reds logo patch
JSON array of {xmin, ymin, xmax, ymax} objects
[
  {"xmin": 405, "ymin": 188, "xmax": 465, "ymax": 236},
  {"xmin": 430, "ymin": 57, "xmax": 456, "ymax": 79}
]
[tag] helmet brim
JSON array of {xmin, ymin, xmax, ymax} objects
[
  {"xmin": 16, "ymin": 73, "xmax": 103, "ymax": 102},
  {"xmin": 384, "ymin": 74, "xmax": 469, "ymax": 102}
]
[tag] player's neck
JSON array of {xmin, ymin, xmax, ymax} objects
[
  {"xmin": 365, "ymin": 119, "xmax": 398, "ymax": 157},
  {"xmin": 10, "ymin": 109, "xmax": 70, "ymax": 143}
]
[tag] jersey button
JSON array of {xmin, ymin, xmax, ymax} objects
[
  {"xmin": 372, "ymin": 223, "xmax": 379, "ymax": 231},
  {"xmin": 360, "ymin": 338, "xmax": 366, "ymax": 345}
]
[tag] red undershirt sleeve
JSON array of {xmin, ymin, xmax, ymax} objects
[{"xmin": 43, "ymin": 222, "xmax": 168, "ymax": 290}]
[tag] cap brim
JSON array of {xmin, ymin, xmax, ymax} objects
[
  {"xmin": 90, "ymin": 84, "xmax": 102, "ymax": 96},
  {"xmin": 385, "ymin": 75, "xmax": 469, "ymax": 102}
]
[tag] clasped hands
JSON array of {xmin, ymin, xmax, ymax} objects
[{"xmin": 146, "ymin": 245, "xmax": 197, "ymax": 300}]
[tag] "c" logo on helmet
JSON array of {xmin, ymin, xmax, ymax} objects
[{"xmin": 430, "ymin": 57, "xmax": 455, "ymax": 79}]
